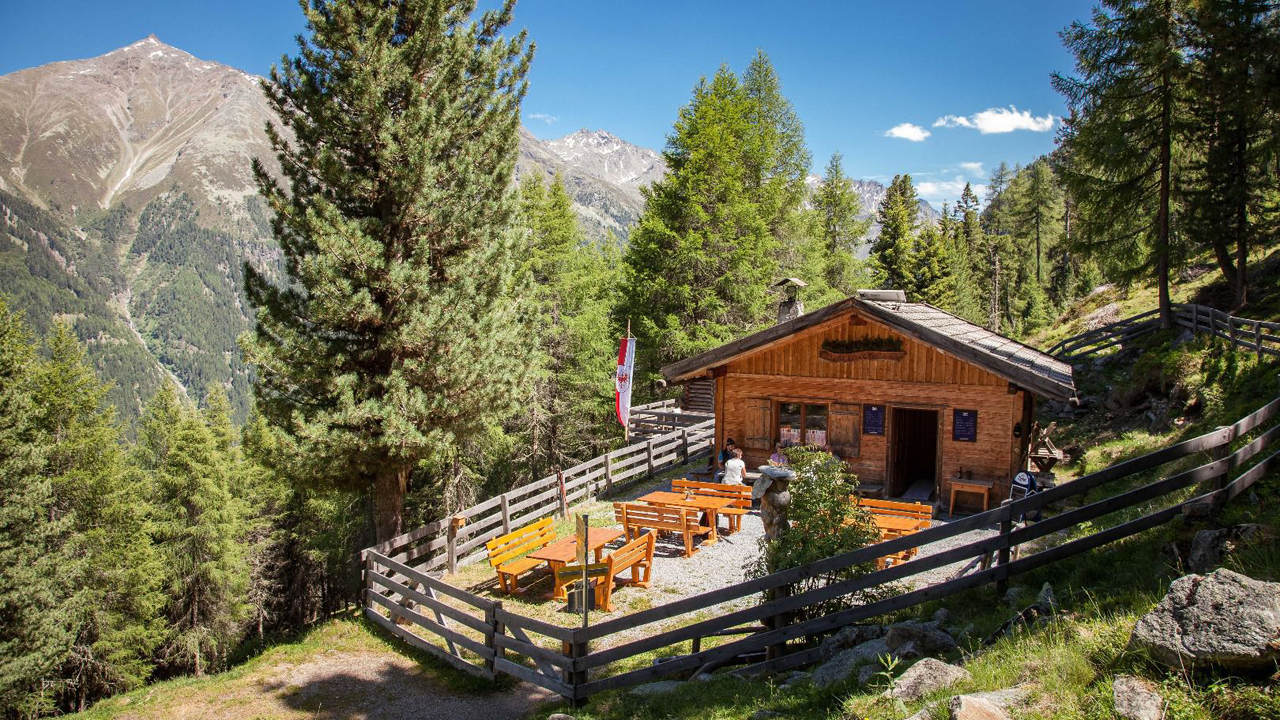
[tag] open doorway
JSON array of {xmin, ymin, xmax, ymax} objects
[{"xmin": 890, "ymin": 407, "xmax": 939, "ymax": 499}]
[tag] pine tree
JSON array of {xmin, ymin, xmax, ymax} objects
[
  {"xmin": 243, "ymin": 0, "xmax": 536, "ymax": 542},
  {"xmin": 1184, "ymin": 0, "xmax": 1277, "ymax": 308},
  {"xmin": 31, "ymin": 324, "xmax": 163, "ymax": 711},
  {"xmin": 1053, "ymin": 0, "xmax": 1190, "ymax": 328},
  {"xmin": 813, "ymin": 152, "xmax": 872, "ymax": 295},
  {"xmin": 741, "ymin": 51, "xmax": 811, "ymax": 237},
  {"xmin": 872, "ymin": 174, "xmax": 919, "ymax": 292},
  {"xmin": 949, "ymin": 184, "xmax": 985, "ymax": 322},
  {"xmin": 0, "ymin": 300, "xmax": 73, "ymax": 717},
  {"xmin": 1014, "ymin": 158, "xmax": 1064, "ymax": 285},
  {"xmin": 616, "ymin": 66, "xmax": 776, "ymax": 382},
  {"xmin": 905, "ymin": 223, "xmax": 957, "ymax": 309}
]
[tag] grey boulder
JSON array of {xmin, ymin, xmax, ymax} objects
[
  {"xmin": 885, "ymin": 620, "xmax": 958, "ymax": 655},
  {"xmin": 811, "ymin": 638, "xmax": 892, "ymax": 688},
  {"xmin": 1130, "ymin": 569, "xmax": 1280, "ymax": 670},
  {"xmin": 629, "ymin": 680, "xmax": 684, "ymax": 696},
  {"xmin": 819, "ymin": 623, "xmax": 885, "ymax": 659},
  {"xmin": 886, "ymin": 658, "xmax": 971, "ymax": 701},
  {"xmin": 1113, "ymin": 675, "xmax": 1163, "ymax": 720},
  {"xmin": 947, "ymin": 694, "xmax": 1010, "ymax": 720}
]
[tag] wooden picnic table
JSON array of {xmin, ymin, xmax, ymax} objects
[
  {"xmin": 638, "ymin": 491, "xmax": 737, "ymax": 545},
  {"xmin": 871, "ymin": 514, "xmax": 929, "ymax": 536},
  {"xmin": 528, "ymin": 527, "xmax": 625, "ymax": 600}
]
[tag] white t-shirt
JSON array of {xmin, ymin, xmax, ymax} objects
[{"xmin": 723, "ymin": 458, "xmax": 746, "ymax": 484}]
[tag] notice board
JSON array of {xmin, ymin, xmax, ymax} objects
[
  {"xmin": 863, "ymin": 404, "xmax": 885, "ymax": 435},
  {"xmin": 952, "ymin": 409, "xmax": 978, "ymax": 442}
]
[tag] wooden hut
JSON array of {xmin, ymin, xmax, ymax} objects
[{"xmin": 661, "ymin": 290, "xmax": 1075, "ymax": 509}]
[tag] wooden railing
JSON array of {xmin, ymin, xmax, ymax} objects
[
  {"xmin": 366, "ymin": 418, "xmax": 716, "ymax": 575},
  {"xmin": 363, "ymin": 395, "xmax": 1279, "ymax": 702},
  {"xmin": 1048, "ymin": 303, "xmax": 1280, "ymax": 360},
  {"xmin": 628, "ymin": 398, "xmax": 715, "ymax": 439}
]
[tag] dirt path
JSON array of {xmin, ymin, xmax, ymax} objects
[{"xmin": 94, "ymin": 649, "xmax": 554, "ymax": 720}]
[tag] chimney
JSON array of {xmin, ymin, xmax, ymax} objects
[{"xmin": 773, "ymin": 278, "xmax": 808, "ymax": 324}]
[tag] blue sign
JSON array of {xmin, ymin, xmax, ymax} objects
[
  {"xmin": 953, "ymin": 409, "xmax": 978, "ymax": 442},
  {"xmin": 863, "ymin": 404, "xmax": 885, "ymax": 435}
]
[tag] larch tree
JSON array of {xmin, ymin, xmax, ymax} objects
[
  {"xmin": 243, "ymin": 0, "xmax": 537, "ymax": 542},
  {"xmin": 1053, "ymin": 0, "xmax": 1190, "ymax": 329},
  {"xmin": 813, "ymin": 152, "xmax": 872, "ymax": 295}
]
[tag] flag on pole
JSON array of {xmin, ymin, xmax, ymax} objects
[{"xmin": 615, "ymin": 335, "xmax": 635, "ymax": 427}]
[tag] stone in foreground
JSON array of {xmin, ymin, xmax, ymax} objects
[
  {"xmin": 947, "ymin": 694, "xmax": 1010, "ymax": 720},
  {"xmin": 811, "ymin": 638, "xmax": 892, "ymax": 688},
  {"xmin": 629, "ymin": 680, "xmax": 684, "ymax": 696},
  {"xmin": 1113, "ymin": 675, "xmax": 1163, "ymax": 720},
  {"xmin": 1129, "ymin": 569, "xmax": 1280, "ymax": 670},
  {"xmin": 886, "ymin": 658, "xmax": 971, "ymax": 701}
]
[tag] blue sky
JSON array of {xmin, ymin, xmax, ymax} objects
[{"xmin": 0, "ymin": 0, "xmax": 1096, "ymax": 208}]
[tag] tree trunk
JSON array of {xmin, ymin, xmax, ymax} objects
[
  {"xmin": 1156, "ymin": 16, "xmax": 1174, "ymax": 331},
  {"xmin": 373, "ymin": 465, "xmax": 410, "ymax": 544}
]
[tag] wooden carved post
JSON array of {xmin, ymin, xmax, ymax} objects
[
  {"xmin": 447, "ymin": 515, "xmax": 466, "ymax": 573},
  {"xmin": 996, "ymin": 499, "xmax": 1013, "ymax": 597},
  {"xmin": 500, "ymin": 493, "xmax": 511, "ymax": 536}
]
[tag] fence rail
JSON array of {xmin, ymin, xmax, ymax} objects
[
  {"xmin": 1048, "ymin": 303, "xmax": 1280, "ymax": 360},
  {"xmin": 363, "ymin": 394, "xmax": 1279, "ymax": 704}
]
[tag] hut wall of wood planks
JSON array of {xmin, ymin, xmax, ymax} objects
[{"xmin": 663, "ymin": 291, "xmax": 1074, "ymax": 510}]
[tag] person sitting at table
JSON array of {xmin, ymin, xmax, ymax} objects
[
  {"xmin": 769, "ymin": 442, "xmax": 789, "ymax": 466},
  {"xmin": 714, "ymin": 438, "xmax": 737, "ymax": 481},
  {"xmin": 723, "ymin": 447, "xmax": 746, "ymax": 485}
]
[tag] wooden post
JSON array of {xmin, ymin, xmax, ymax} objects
[
  {"xmin": 563, "ymin": 638, "xmax": 588, "ymax": 709},
  {"xmin": 1229, "ymin": 316, "xmax": 1238, "ymax": 345},
  {"xmin": 646, "ymin": 438, "xmax": 656, "ymax": 476},
  {"xmin": 1211, "ymin": 426, "xmax": 1232, "ymax": 496},
  {"xmin": 500, "ymin": 493, "xmax": 511, "ymax": 536},
  {"xmin": 1191, "ymin": 304, "xmax": 1199, "ymax": 333},
  {"xmin": 603, "ymin": 454, "xmax": 614, "ymax": 496},
  {"xmin": 487, "ymin": 601, "xmax": 503, "ymax": 677},
  {"xmin": 764, "ymin": 583, "xmax": 792, "ymax": 661},
  {"xmin": 557, "ymin": 469, "xmax": 569, "ymax": 518},
  {"xmin": 681, "ymin": 428, "xmax": 690, "ymax": 462},
  {"xmin": 1256, "ymin": 321, "xmax": 1264, "ymax": 360},
  {"xmin": 995, "ymin": 499, "xmax": 1013, "ymax": 597},
  {"xmin": 361, "ymin": 550, "xmax": 372, "ymax": 609},
  {"xmin": 447, "ymin": 515, "xmax": 466, "ymax": 574}
]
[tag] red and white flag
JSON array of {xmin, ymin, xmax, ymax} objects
[{"xmin": 615, "ymin": 335, "xmax": 636, "ymax": 427}]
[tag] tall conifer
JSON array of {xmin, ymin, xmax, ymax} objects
[{"xmin": 243, "ymin": 0, "xmax": 536, "ymax": 541}]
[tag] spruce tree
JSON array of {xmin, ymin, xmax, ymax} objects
[
  {"xmin": 0, "ymin": 300, "xmax": 73, "ymax": 718},
  {"xmin": 905, "ymin": 223, "xmax": 957, "ymax": 309},
  {"xmin": 1014, "ymin": 158, "xmax": 1064, "ymax": 285},
  {"xmin": 949, "ymin": 184, "xmax": 985, "ymax": 322},
  {"xmin": 872, "ymin": 174, "xmax": 920, "ymax": 292},
  {"xmin": 1054, "ymin": 0, "xmax": 1190, "ymax": 328},
  {"xmin": 243, "ymin": 0, "xmax": 536, "ymax": 541},
  {"xmin": 813, "ymin": 152, "xmax": 872, "ymax": 294},
  {"xmin": 741, "ymin": 51, "xmax": 812, "ymax": 236},
  {"xmin": 31, "ymin": 324, "xmax": 163, "ymax": 711}
]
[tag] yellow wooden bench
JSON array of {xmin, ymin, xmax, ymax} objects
[
  {"xmin": 614, "ymin": 502, "xmax": 709, "ymax": 558},
  {"xmin": 485, "ymin": 517, "xmax": 555, "ymax": 594},
  {"xmin": 568, "ymin": 531, "xmax": 655, "ymax": 613},
  {"xmin": 671, "ymin": 479, "xmax": 752, "ymax": 533}
]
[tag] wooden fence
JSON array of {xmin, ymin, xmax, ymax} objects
[
  {"xmin": 1048, "ymin": 303, "xmax": 1280, "ymax": 361},
  {"xmin": 627, "ymin": 399, "xmax": 715, "ymax": 439},
  {"xmin": 365, "ymin": 417, "xmax": 716, "ymax": 575},
  {"xmin": 362, "ymin": 395, "xmax": 1279, "ymax": 704}
]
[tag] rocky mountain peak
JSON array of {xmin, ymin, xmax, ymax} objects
[{"xmin": 542, "ymin": 128, "xmax": 666, "ymax": 191}]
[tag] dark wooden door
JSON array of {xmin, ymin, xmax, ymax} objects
[{"xmin": 891, "ymin": 408, "xmax": 938, "ymax": 497}]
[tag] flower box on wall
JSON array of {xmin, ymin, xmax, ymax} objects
[
  {"xmin": 818, "ymin": 348, "xmax": 906, "ymax": 362},
  {"xmin": 818, "ymin": 338, "xmax": 905, "ymax": 362}
]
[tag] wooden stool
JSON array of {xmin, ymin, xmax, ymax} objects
[{"xmin": 949, "ymin": 478, "xmax": 994, "ymax": 516}]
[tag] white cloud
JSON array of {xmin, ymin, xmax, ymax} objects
[
  {"xmin": 958, "ymin": 161, "xmax": 985, "ymax": 177},
  {"xmin": 884, "ymin": 123, "xmax": 930, "ymax": 142},
  {"xmin": 917, "ymin": 175, "xmax": 987, "ymax": 208},
  {"xmin": 933, "ymin": 106, "xmax": 1055, "ymax": 134},
  {"xmin": 527, "ymin": 112, "xmax": 559, "ymax": 125}
]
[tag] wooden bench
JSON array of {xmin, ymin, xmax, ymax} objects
[
  {"xmin": 854, "ymin": 497, "xmax": 933, "ymax": 522},
  {"xmin": 614, "ymin": 503, "xmax": 709, "ymax": 558},
  {"xmin": 671, "ymin": 479, "xmax": 752, "ymax": 533},
  {"xmin": 570, "ymin": 531, "xmax": 655, "ymax": 612},
  {"xmin": 484, "ymin": 517, "xmax": 555, "ymax": 594}
]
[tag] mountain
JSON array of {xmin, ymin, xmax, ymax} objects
[
  {"xmin": 0, "ymin": 38, "xmax": 668, "ymax": 422},
  {"xmin": 803, "ymin": 175, "xmax": 942, "ymax": 257}
]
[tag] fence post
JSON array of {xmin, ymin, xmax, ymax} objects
[
  {"xmin": 681, "ymin": 428, "xmax": 690, "ymax": 462},
  {"xmin": 603, "ymin": 454, "xmax": 614, "ymax": 496},
  {"xmin": 995, "ymin": 499, "xmax": 1013, "ymax": 598},
  {"xmin": 1256, "ymin": 321, "xmax": 1264, "ymax": 360},
  {"xmin": 361, "ymin": 549, "xmax": 371, "ymax": 610},
  {"xmin": 1211, "ymin": 426, "xmax": 1232, "ymax": 497},
  {"xmin": 558, "ymin": 469, "xmax": 569, "ymax": 518},
  {"xmin": 1191, "ymin": 304, "xmax": 1199, "ymax": 333},
  {"xmin": 485, "ymin": 601, "xmax": 501, "ymax": 677},
  {"xmin": 500, "ymin": 493, "xmax": 511, "ymax": 536},
  {"xmin": 447, "ymin": 515, "xmax": 464, "ymax": 574},
  {"xmin": 646, "ymin": 438, "xmax": 656, "ymax": 476},
  {"xmin": 563, "ymin": 639, "xmax": 588, "ymax": 708},
  {"xmin": 1229, "ymin": 316, "xmax": 1238, "ymax": 345}
]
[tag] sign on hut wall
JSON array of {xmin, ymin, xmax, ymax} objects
[
  {"xmin": 863, "ymin": 404, "xmax": 885, "ymax": 435},
  {"xmin": 953, "ymin": 409, "xmax": 978, "ymax": 442}
]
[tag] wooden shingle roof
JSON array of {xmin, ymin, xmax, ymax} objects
[{"xmin": 660, "ymin": 296, "xmax": 1076, "ymax": 401}]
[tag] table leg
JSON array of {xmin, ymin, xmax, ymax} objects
[
  {"xmin": 704, "ymin": 509, "xmax": 719, "ymax": 544},
  {"xmin": 949, "ymin": 487, "xmax": 957, "ymax": 516},
  {"xmin": 593, "ymin": 546, "xmax": 606, "ymax": 563},
  {"xmin": 548, "ymin": 560, "xmax": 567, "ymax": 600}
]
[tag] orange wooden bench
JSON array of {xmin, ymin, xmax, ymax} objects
[
  {"xmin": 568, "ymin": 531, "xmax": 655, "ymax": 612},
  {"xmin": 671, "ymin": 479, "xmax": 752, "ymax": 533},
  {"xmin": 852, "ymin": 498, "xmax": 931, "ymax": 570},
  {"xmin": 614, "ymin": 502, "xmax": 709, "ymax": 558},
  {"xmin": 484, "ymin": 517, "xmax": 555, "ymax": 593}
]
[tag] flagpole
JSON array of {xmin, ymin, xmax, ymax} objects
[{"xmin": 623, "ymin": 319, "xmax": 632, "ymax": 444}]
